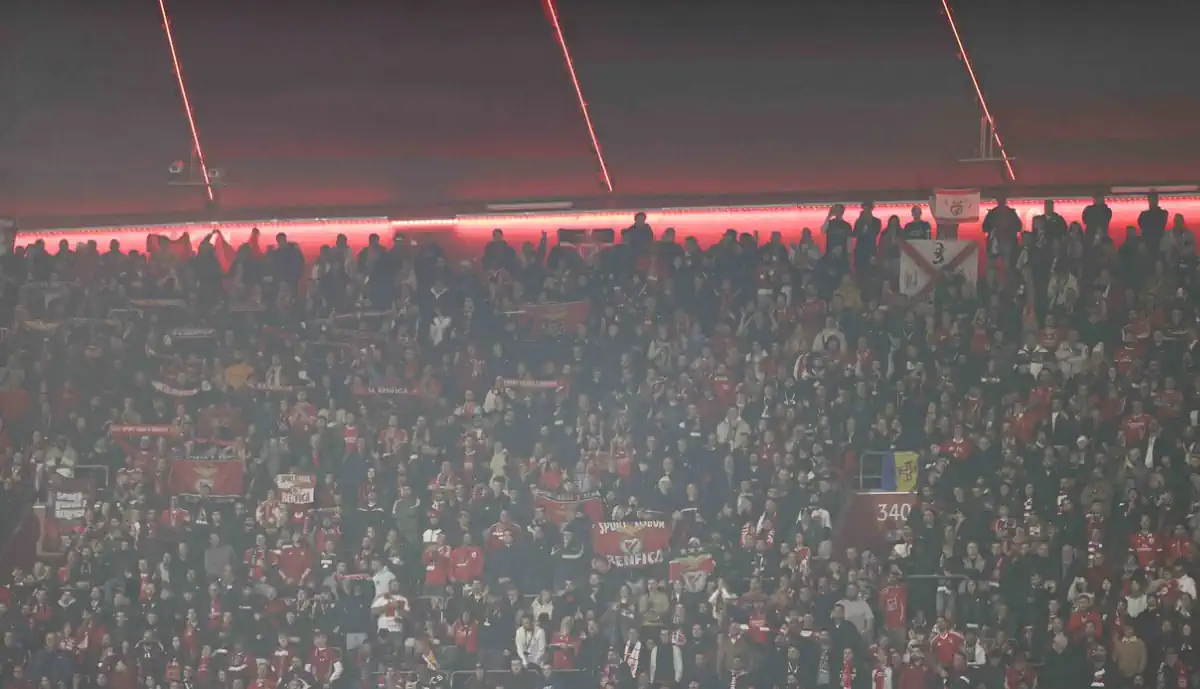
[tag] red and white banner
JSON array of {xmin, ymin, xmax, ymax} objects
[
  {"xmin": 128, "ymin": 298, "xmax": 188, "ymax": 309},
  {"xmin": 899, "ymin": 240, "xmax": 978, "ymax": 299},
  {"xmin": 669, "ymin": 548, "xmax": 716, "ymax": 593},
  {"xmin": 507, "ymin": 301, "xmax": 590, "ymax": 337},
  {"xmin": 534, "ymin": 490, "xmax": 604, "ymax": 524},
  {"xmin": 276, "ymin": 474, "xmax": 316, "ymax": 504},
  {"xmin": 591, "ymin": 521, "xmax": 672, "ymax": 568},
  {"xmin": 354, "ymin": 386, "xmax": 418, "ymax": 397},
  {"xmin": 152, "ymin": 381, "xmax": 201, "ymax": 397},
  {"xmin": 110, "ymin": 424, "xmax": 181, "ymax": 438},
  {"xmin": 496, "ymin": 378, "xmax": 559, "ymax": 390},
  {"xmin": 168, "ymin": 460, "xmax": 244, "ymax": 496},
  {"xmin": 932, "ymin": 189, "xmax": 981, "ymax": 223}
]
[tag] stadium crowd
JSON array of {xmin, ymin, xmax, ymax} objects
[{"xmin": 0, "ymin": 194, "xmax": 1198, "ymax": 689}]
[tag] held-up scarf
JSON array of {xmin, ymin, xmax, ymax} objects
[{"xmin": 624, "ymin": 641, "xmax": 642, "ymax": 672}]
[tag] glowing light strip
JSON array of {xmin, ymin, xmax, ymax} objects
[
  {"xmin": 21, "ymin": 196, "xmax": 1200, "ymax": 258},
  {"xmin": 544, "ymin": 0, "xmax": 614, "ymax": 193},
  {"xmin": 940, "ymin": 0, "xmax": 1016, "ymax": 181},
  {"xmin": 157, "ymin": 0, "xmax": 214, "ymax": 201}
]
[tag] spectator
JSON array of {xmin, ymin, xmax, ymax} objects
[{"xmin": 0, "ymin": 198, "xmax": 1197, "ymax": 689}]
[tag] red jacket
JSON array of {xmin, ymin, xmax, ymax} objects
[{"xmin": 451, "ymin": 545, "xmax": 484, "ymax": 582}]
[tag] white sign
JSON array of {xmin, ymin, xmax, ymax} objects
[
  {"xmin": 54, "ymin": 491, "xmax": 87, "ymax": 520},
  {"xmin": 899, "ymin": 240, "xmax": 979, "ymax": 299},
  {"xmin": 276, "ymin": 474, "xmax": 315, "ymax": 504},
  {"xmin": 932, "ymin": 189, "xmax": 980, "ymax": 223}
]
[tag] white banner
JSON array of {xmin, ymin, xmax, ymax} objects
[
  {"xmin": 276, "ymin": 474, "xmax": 315, "ymax": 504},
  {"xmin": 54, "ymin": 491, "xmax": 87, "ymax": 520},
  {"xmin": 932, "ymin": 189, "xmax": 980, "ymax": 223},
  {"xmin": 899, "ymin": 240, "xmax": 979, "ymax": 299}
]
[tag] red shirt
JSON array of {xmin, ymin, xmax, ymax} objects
[
  {"xmin": 879, "ymin": 585, "xmax": 907, "ymax": 630},
  {"xmin": 1123, "ymin": 413, "xmax": 1152, "ymax": 445},
  {"xmin": 551, "ymin": 632, "xmax": 580, "ymax": 669},
  {"xmin": 1010, "ymin": 411, "xmax": 1037, "ymax": 445},
  {"xmin": 484, "ymin": 522, "xmax": 520, "ymax": 551},
  {"xmin": 710, "ymin": 374, "xmax": 735, "ymax": 407},
  {"xmin": 1067, "ymin": 609, "xmax": 1101, "ymax": 640},
  {"xmin": 1004, "ymin": 665, "xmax": 1037, "ymax": 689},
  {"xmin": 939, "ymin": 437, "xmax": 971, "ymax": 461},
  {"xmin": 307, "ymin": 646, "xmax": 341, "ymax": 684},
  {"xmin": 898, "ymin": 663, "xmax": 934, "ymax": 689},
  {"xmin": 1131, "ymin": 532, "xmax": 1162, "ymax": 567},
  {"xmin": 423, "ymin": 545, "xmax": 452, "ymax": 586},
  {"xmin": 246, "ymin": 547, "xmax": 271, "ymax": 580},
  {"xmin": 1167, "ymin": 535, "xmax": 1191, "ymax": 563},
  {"xmin": 270, "ymin": 646, "xmax": 295, "ymax": 680},
  {"xmin": 930, "ymin": 631, "xmax": 964, "ymax": 668},
  {"xmin": 452, "ymin": 621, "xmax": 479, "ymax": 654},
  {"xmin": 1027, "ymin": 384, "xmax": 1054, "ymax": 418}
]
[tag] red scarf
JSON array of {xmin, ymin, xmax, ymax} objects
[{"xmin": 842, "ymin": 658, "xmax": 854, "ymax": 689}]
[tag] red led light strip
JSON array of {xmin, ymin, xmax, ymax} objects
[
  {"xmin": 939, "ymin": 0, "xmax": 1016, "ymax": 181},
  {"xmin": 543, "ymin": 0, "xmax": 614, "ymax": 193},
  {"xmin": 23, "ymin": 196, "xmax": 1200, "ymax": 259},
  {"xmin": 157, "ymin": 0, "xmax": 214, "ymax": 201}
]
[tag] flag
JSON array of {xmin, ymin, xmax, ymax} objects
[
  {"xmin": 899, "ymin": 240, "xmax": 979, "ymax": 300},
  {"xmin": 168, "ymin": 460, "xmax": 244, "ymax": 496},
  {"xmin": 932, "ymin": 189, "xmax": 980, "ymax": 223},
  {"xmin": 880, "ymin": 451, "xmax": 919, "ymax": 492},
  {"xmin": 148, "ymin": 234, "xmax": 193, "ymax": 261},
  {"xmin": 211, "ymin": 231, "xmax": 237, "ymax": 272},
  {"xmin": 591, "ymin": 521, "xmax": 671, "ymax": 568},
  {"xmin": 276, "ymin": 474, "xmax": 316, "ymax": 504},
  {"xmin": 534, "ymin": 490, "xmax": 604, "ymax": 524},
  {"xmin": 507, "ymin": 301, "xmax": 590, "ymax": 338},
  {"xmin": 669, "ymin": 548, "xmax": 716, "ymax": 593}
]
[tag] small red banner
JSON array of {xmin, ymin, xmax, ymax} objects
[
  {"xmin": 168, "ymin": 460, "xmax": 244, "ymax": 496},
  {"xmin": 534, "ymin": 490, "xmax": 604, "ymax": 524}
]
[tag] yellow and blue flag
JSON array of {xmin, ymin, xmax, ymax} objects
[{"xmin": 880, "ymin": 451, "xmax": 919, "ymax": 492}]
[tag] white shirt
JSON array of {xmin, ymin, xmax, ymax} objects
[
  {"xmin": 515, "ymin": 625, "xmax": 547, "ymax": 667},
  {"xmin": 372, "ymin": 568, "xmax": 396, "ymax": 598},
  {"xmin": 1176, "ymin": 574, "xmax": 1198, "ymax": 600},
  {"xmin": 371, "ymin": 593, "xmax": 406, "ymax": 632},
  {"xmin": 964, "ymin": 643, "xmax": 987, "ymax": 666},
  {"xmin": 1125, "ymin": 593, "xmax": 1148, "ymax": 618},
  {"xmin": 530, "ymin": 600, "xmax": 555, "ymax": 624},
  {"xmin": 716, "ymin": 417, "xmax": 750, "ymax": 448}
]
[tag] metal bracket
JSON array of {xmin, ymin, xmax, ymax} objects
[
  {"xmin": 958, "ymin": 116, "xmax": 1015, "ymax": 164},
  {"xmin": 167, "ymin": 149, "xmax": 225, "ymax": 188}
]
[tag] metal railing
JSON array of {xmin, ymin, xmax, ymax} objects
[
  {"xmin": 71, "ymin": 463, "xmax": 111, "ymax": 488},
  {"xmin": 450, "ymin": 668, "xmax": 589, "ymax": 689},
  {"xmin": 368, "ymin": 668, "xmax": 590, "ymax": 689}
]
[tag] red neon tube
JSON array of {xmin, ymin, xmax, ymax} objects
[
  {"xmin": 157, "ymin": 0, "xmax": 214, "ymax": 201},
  {"xmin": 544, "ymin": 0, "xmax": 615, "ymax": 193},
  {"xmin": 940, "ymin": 0, "xmax": 1016, "ymax": 181}
]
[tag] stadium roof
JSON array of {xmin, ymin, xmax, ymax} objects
[{"xmin": 2, "ymin": 0, "xmax": 1198, "ymax": 228}]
